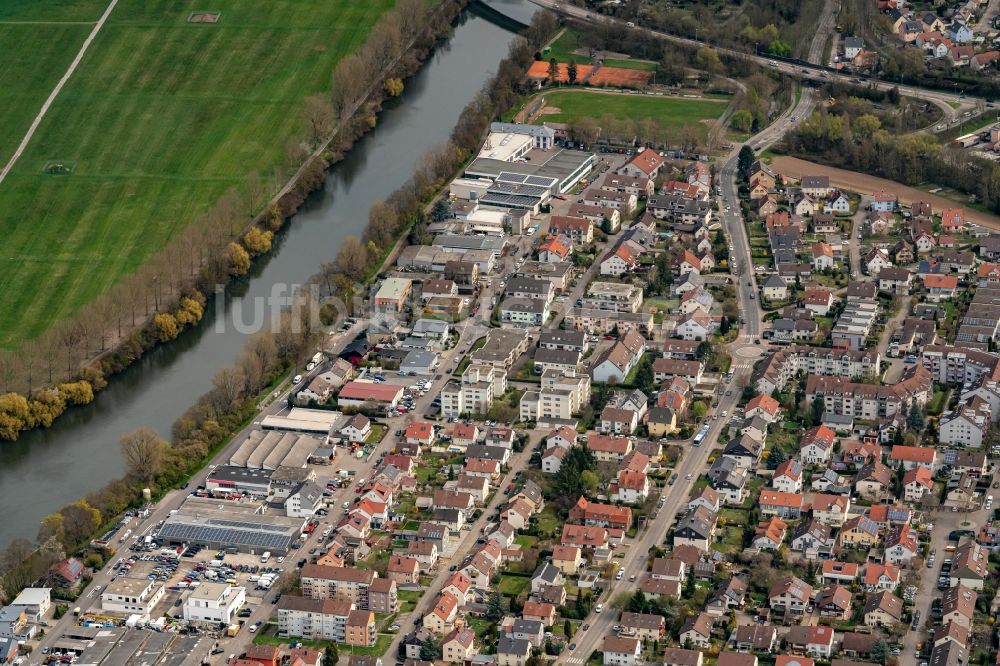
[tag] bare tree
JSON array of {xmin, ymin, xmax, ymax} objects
[
  {"xmin": 210, "ymin": 366, "xmax": 247, "ymax": 414},
  {"xmin": 331, "ymin": 54, "xmax": 372, "ymax": 118},
  {"xmin": 303, "ymin": 95, "xmax": 336, "ymax": 146},
  {"xmin": 335, "ymin": 236, "xmax": 370, "ymax": 280},
  {"xmin": 120, "ymin": 427, "xmax": 166, "ymax": 483},
  {"xmin": 245, "ymin": 171, "xmax": 264, "ymax": 217},
  {"xmin": 365, "ymin": 13, "xmax": 404, "ymax": 72}
]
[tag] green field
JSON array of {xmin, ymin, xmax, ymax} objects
[
  {"xmin": 0, "ymin": 0, "xmax": 393, "ymax": 347},
  {"xmin": 602, "ymin": 58, "xmax": 658, "ymax": 71},
  {"xmin": 541, "ymin": 90, "xmax": 727, "ymax": 127}
]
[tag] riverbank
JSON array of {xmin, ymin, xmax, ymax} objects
[{"xmin": 0, "ymin": 0, "xmax": 526, "ymax": 562}]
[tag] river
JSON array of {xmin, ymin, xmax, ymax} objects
[{"xmin": 0, "ymin": 2, "xmax": 526, "ymax": 548}]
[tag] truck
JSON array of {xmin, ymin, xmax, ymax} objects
[
  {"xmin": 226, "ymin": 625, "xmax": 240, "ymax": 638},
  {"xmin": 73, "ymin": 607, "xmax": 81, "ymax": 617},
  {"xmin": 260, "ymin": 551, "xmax": 271, "ymax": 564}
]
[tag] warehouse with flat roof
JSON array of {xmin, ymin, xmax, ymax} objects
[
  {"xmin": 466, "ymin": 148, "xmax": 595, "ymax": 194},
  {"xmin": 156, "ymin": 497, "xmax": 305, "ymax": 555},
  {"xmin": 231, "ymin": 430, "xmax": 325, "ymax": 470}
]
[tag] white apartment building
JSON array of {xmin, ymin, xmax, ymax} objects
[
  {"xmin": 520, "ymin": 370, "xmax": 591, "ymax": 422},
  {"xmin": 440, "ymin": 364, "xmax": 508, "ymax": 417},
  {"xmin": 101, "ymin": 578, "xmax": 165, "ymax": 616},
  {"xmin": 754, "ymin": 345, "xmax": 882, "ymax": 394},
  {"xmin": 581, "ymin": 282, "xmax": 643, "ymax": 313},
  {"xmin": 183, "ymin": 583, "xmax": 246, "ymax": 624},
  {"xmin": 277, "ymin": 596, "xmax": 354, "ymax": 642}
]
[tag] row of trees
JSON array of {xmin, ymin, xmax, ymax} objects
[{"xmin": 568, "ymin": 113, "xmax": 707, "ymax": 155}]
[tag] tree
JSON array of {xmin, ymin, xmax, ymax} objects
[
  {"xmin": 431, "ymin": 199, "xmax": 450, "ymax": 222},
  {"xmin": 567, "ymin": 60, "xmax": 578, "ymax": 84},
  {"xmin": 564, "ymin": 619, "xmax": 574, "ymax": 638},
  {"xmin": 730, "ymin": 110, "xmax": 753, "ymax": 133},
  {"xmin": 628, "ymin": 589, "xmax": 647, "ymax": 613},
  {"xmin": 226, "ymin": 242, "xmax": 251, "ymax": 277},
  {"xmin": 810, "ymin": 397, "xmax": 825, "ymax": 426},
  {"xmin": 907, "ymin": 403, "xmax": 925, "ymax": 431},
  {"xmin": 330, "ymin": 54, "xmax": 371, "ymax": 118},
  {"xmin": 737, "ymin": 145, "xmax": 755, "ymax": 180},
  {"xmin": 243, "ymin": 227, "xmax": 273, "ymax": 256},
  {"xmin": 419, "ymin": 637, "xmax": 441, "ymax": 661},
  {"xmin": 384, "ymin": 77, "xmax": 404, "ymax": 97},
  {"xmin": 548, "ymin": 57, "xmax": 559, "ymax": 82},
  {"xmin": 695, "ymin": 47, "xmax": 723, "ymax": 75},
  {"xmin": 302, "ymin": 95, "xmax": 336, "ymax": 145},
  {"xmin": 37, "ymin": 513, "xmax": 65, "ymax": 545},
  {"xmin": 569, "ymin": 117, "xmax": 600, "ymax": 146},
  {"xmin": 486, "ymin": 590, "xmax": 505, "ymax": 620},
  {"xmin": 690, "ymin": 401, "xmax": 708, "ymax": 420},
  {"xmin": 580, "ymin": 470, "xmax": 599, "ymax": 495},
  {"xmin": 120, "ymin": 428, "xmax": 167, "ymax": 483},
  {"xmin": 153, "ymin": 313, "xmax": 180, "ymax": 342},
  {"xmin": 871, "ymin": 639, "xmax": 889, "ymax": 665},
  {"xmin": 766, "ymin": 446, "xmax": 787, "ymax": 470},
  {"xmin": 60, "ymin": 500, "xmax": 102, "ymax": 547},
  {"xmin": 633, "ymin": 356, "xmax": 654, "ymax": 391}
]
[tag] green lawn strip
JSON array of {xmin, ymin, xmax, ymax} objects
[
  {"xmin": 540, "ymin": 90, "xmax": 726, "ymax": 133},
  {"xmin": 602, "ymin": 57, "xmax": 657, "ymax": 71},
  {"xmin": 0, "ymin": 0, "xmax": 394, "ymax": 347},
  {"xmin": 365, "ymin": 423, "xmax": 388, "ymax": 444},
  {"xmin": 515, "ymin": 534, "xmax": 538, "ymax": 548},
  {"xmin": 340, "ymin": 634, "xmax": 394, "ymax": 656}
]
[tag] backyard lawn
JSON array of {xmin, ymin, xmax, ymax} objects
[{"xmin": 499, "ymin": 574, "xmax": 532, "ymax": 597}]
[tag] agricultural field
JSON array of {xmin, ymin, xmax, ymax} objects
[
  {"xmin": 0, "ymin": 0, "xmax": 393, "ymax": 347},
  {"xmin": 540, "ymin": 89, "xmax": 728, "ymax": 127}
]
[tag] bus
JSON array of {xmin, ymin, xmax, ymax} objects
[{"xmin": 693, "ymin": 425, "xmax": 710, "ymax": 447}]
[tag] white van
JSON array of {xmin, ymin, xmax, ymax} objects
[{"xmin": 260, "ymin": 551, "xmax": 272, "ymax": 563}]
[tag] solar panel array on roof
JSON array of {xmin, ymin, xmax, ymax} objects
[
  {"xmin": 480, "ymin": 193, "xmax": 539, "ymax": 207},
  {"xmin": 488, "ymin": 181, "xmax": 548, "ymax": 197},
  {"xmin": 526, "ymin": 175, "xmax": 554, "ymax": 187},
  {"xmin": 498, "ymin": 171, "xmax": 528, "ymax": 184},
  {"xmin": 158, "ymin": 520, "xmax": 292, "ymax": 550}
]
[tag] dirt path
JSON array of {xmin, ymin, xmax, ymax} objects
[
  {"xmin": 0, "ymin": 0, "xmax": 119, "ymax": 185},
  {"xmin": 772, "ymin": 155, "xmax": 1000, "ymax": 230}
]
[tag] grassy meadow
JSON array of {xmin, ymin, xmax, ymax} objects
[
  {"xmin": 541, "ymin": 89, "xmax": 727, "ymax": 126},
  {"xmin": 0, "ymin": 0, "xmax": 393, "ymax": 347}
]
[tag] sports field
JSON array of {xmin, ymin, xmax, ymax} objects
[
  {"xmin": 540, "ymin": 89, "xmax": 727, "ymax": 126},
  {"xmin": 0, "ymin": 0, "xmax": 393, "ymax": 348}
]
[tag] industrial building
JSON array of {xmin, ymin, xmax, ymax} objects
[
  {"xmin": 228, "ymin": 430, "xmax": 325, "ymax": 470},
  {"xmin": 258, "ymin": 407, "xmax": 346, "ymax": 436},
  {"xmin": 465, "ymin": 148, "xmax": 596, "ymax": 197},
  {"xmin": 156, "ymin": 497, "xmax": 305, "ymax": 555}
]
